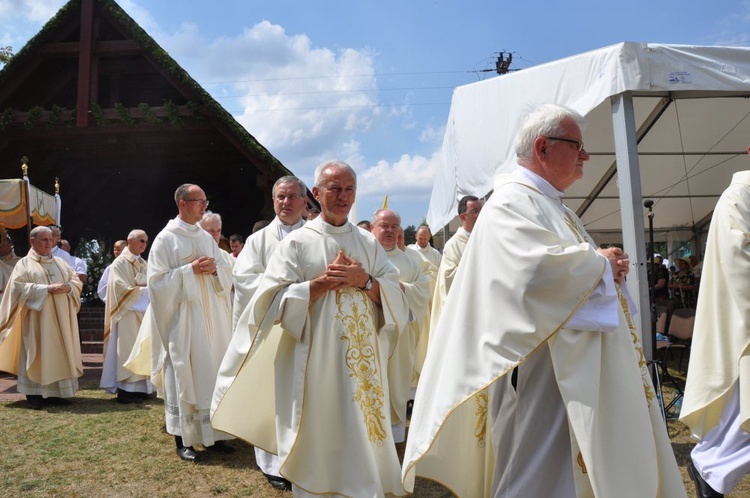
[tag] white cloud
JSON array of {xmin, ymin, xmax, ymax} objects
[
  {"xmin": 0, "ymin": 0, "xmax": 65, "ymax": 22},
  {"xmin": 357, "ymin": 152, "xmax": 439, "ymax": 196},
  {"xmin": 419, "ymin": 124, "xmax": 445, "ymax": 143}
]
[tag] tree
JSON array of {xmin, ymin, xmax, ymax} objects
[
  {"xmin": 404, "ymin": 225, "xmax": 417, "ymax": 246},
  {"xmin": 0, "ymin": 46, "xmax": 13, "ymax": 65}
]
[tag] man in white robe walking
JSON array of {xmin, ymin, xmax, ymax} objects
[
  {"xmin": 680, "ymin": 166, "xmax": 750, "ymax": 498},
  {"xmin": 220, "ymin": 175, "xmax": 308, "ymax": 491},
  {"xmin": 402, "ymin": 104, "xmax": 685, "ymax": 497},
  {"xmin": 212, "ymin": 161, "xmax": 410, "ymax": 497},
  {"xmin": 100, "ymin": 229, "xmax": 152, "ymax": 403},
  {"xmin": 371, "ymin": 208, "xmax": 430, "ymax": 443},
  {"xmin": 0, "ymin": 226, "xmax": 82, "ymax": 410},
  {"xmin": 138, "ymin": 183, "xmax": 234, "ymax": 462}
]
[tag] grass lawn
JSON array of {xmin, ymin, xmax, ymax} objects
[{"xmin": 1, "ymin": 360, "xmax": 748, "ymax": 497}]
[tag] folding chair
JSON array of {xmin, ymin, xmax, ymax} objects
[{"xmin": 664, "ymin": 308, "xmax": 695, "ymax": 371}]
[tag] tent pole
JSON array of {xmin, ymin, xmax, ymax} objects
[{"xmin": 610, "ymin": 93, "xmax": 652, "ymax": 360}]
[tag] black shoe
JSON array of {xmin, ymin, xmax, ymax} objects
[
  {"xmin": 207, "ymin": 441, "xmax": 236, "ymax": 454},
  {"xmin": 46, "ymin": 397, "xmax": 72, "ymax": 406},
  {"xmin": 688, "ymin": 461, "xmax": 724, "ymax": 497},
  {"xmin": 26, "ymin": 395, "xmax": 44, "ymax": 410},
  {"xmin": 263, "ymin": 473, "xmax": 292, "ymax": 491},
  {"xmin": 176, "ymin": 446, "xmax": 198, "ymax": 462},
  {"xmin": 116, "ymin": 389, "xmax": 143, "ymax": 404}
]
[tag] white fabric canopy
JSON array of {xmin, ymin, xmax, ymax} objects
[{"xmin": 428, "ymin": 42, "xmax": 750, "ymax": 243}]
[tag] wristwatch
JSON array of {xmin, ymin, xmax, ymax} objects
[{"xmin": 360, "ymin": 274, "xmax": 373, "ymax": 291}]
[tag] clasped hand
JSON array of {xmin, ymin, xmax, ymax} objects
[
  {"xmin": 320, "ymin": 250, "xmax": 368, "ymax": 292},
  {"xmin": 48, "ymin": 283, "xmax": 71, "ymax": 294},
  {"xmin": 597, "ymin": 247, "xmax": 630, "ymax": 285},
  {"xmin": 192, "ymin": 256, "xmax": 217, "ymax": 275}
]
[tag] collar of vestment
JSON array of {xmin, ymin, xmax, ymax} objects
[
  {"xmin": 385, "ymin": 247, "xmax": 403, "ymax": 256},
  {"xmin": 513, "ymin": 165, "xmax": 565, "ymax": 201},
  {"xmin": 303, "ymin": 216, "xmax": 354, "ymax": 235},
  {"xmin": 731, "ymin": 170, "xmax": 750, "ymax": 186},
  {"xmin": 121, "ymin": 246, "xmax": 143, "ymax": 263},
  {"xmin": 27, "ymin": 248, "xmax": 54, "ymax": 264},
  {"xmin": 0, "ymin": 252, "xmax": 17, "ymax": 262},
  {"xmin": 277, "ymin": 217, "xmax": 305, "ymax": 240},
  {"xmin": 166, "ymin": 217, "xmax": 204, "ymax": 238}
]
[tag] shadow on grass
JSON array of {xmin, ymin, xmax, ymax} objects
[{"xmin": 2, "ymin": 395, "xmax": 161, "ymax": 414}]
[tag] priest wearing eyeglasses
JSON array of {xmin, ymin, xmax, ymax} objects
[{"xmin": 128, "ymin": 183, "xmax": 234, "ymax": 461}]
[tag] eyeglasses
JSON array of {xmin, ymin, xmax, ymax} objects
[
  {"xmin": 274, "ymin": 194, "xmax": 302, "ymax": 202},
  {"xmin": 185, "ymin": 199, "xmax": 209, "ymax": 207},
  {"xmin": 545, "ymin": 136, "xmax": 585, "ymax": 152},
  {"xmin": 137, "ymin": 239, "xmax": 148, "ymax": 243}
]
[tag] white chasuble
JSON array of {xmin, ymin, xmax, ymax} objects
[
  {"xmin": 129, "ymin": 218, "xmax": 233, "ymax": 447},
  {"xmin": 384, "ymin": 247, "xmax": 430, "ymax": 435},
  {"xmin": 402, "ymin": 174, "xmax": 685, "ymax": 498},
  {"xmin": 681, "ymin": 170, "xmax": 750, "ymax": 438},
  {"xmin": 212, "ymin": 217, "xmax": 410, "ymax": 497},
  {"xmin": 0, "ymin": 250, "xmax": 82, "ymax": 395},
  {"xmin": 101, "ymin": 247, "xmax": 150, "ymax": 393}
]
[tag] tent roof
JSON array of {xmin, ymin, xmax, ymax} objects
[{"xmin": 428, "ymin": 42, "xmax": 750, "ymax": 243}]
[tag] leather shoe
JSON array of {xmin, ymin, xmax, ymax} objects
[
  {"xmin": 263, "ymin": 473, "xmax": 292, "ymax": 491},
  {"xmin": 176, "ymin": 446, "xmax": 198, "ymax": 462},
  {"xmin": 46, "ymin": 397, "xmax": 71, "ymax": 406},
  {"xmin": 26, "ymin": 395, "xmax": 44, "ymax": 410},
  {"xmin": 207, "ymin": 440, "xmax": 236, "ymax": 454},
  {"xmin": 688, "ymin": 461, "xmax": 723, "ymax": 497}
]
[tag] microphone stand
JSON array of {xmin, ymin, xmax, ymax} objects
[{"xmin": 645, "ymin": 200, "xmax": 667, "ymax": 420}]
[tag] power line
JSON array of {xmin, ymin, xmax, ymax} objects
[
  {"xmin": 211, "ymin": 85, "xmax": 456, "ymax": 100},
  {"xmin": 202, "ymin": 70, "xmax": 471, "ymax": 85},
  {"xmin": 225, "ymin": 101, "xmax": 451, "ymax": 112}
]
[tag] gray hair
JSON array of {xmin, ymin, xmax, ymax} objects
[
  {"xmin": 174, "ymin": 183, "xmax": 195, "ymax": 206},
  {"xmin": 314, "ymin": 160, "xmax": 357, "ymax": 188},
  {"xmin": 199, "ymin": 210, "xmax": 222, "ymax": 227},
  {"xmin": 514, "ymin": 104, "xmax": 585, "ymax": 163},
  {"xmin": 30, "ymin": 226, "xmax": 52, "ymax": 239},
  {"xmin": 272, "ymin": 176, "xmax": 307, "ymax": 197}
]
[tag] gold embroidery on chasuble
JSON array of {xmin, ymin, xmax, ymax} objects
[
  {"xmin": 336, "ymin": 287, "xmax": 387, "ymax": 445},
  {"xmin": 474, "ymin": 389, "xmax": 488, "ymax": 447},
  {"xmin": 618, "ymin": 287, "xmax": 656, "ymax": 402},
  {"xmin": 577, "ymin": 452, "xmax": 588, "ymax": 474}
]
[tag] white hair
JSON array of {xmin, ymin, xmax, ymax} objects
[
  {"xmin": 314, "ymin": 160, "xmax": 357, "ymax": 188},
  {"xmin": 514, "ymin": 104, "xmax": 585, "ymax": 163},
  {"xmin": 127, "ymin": 229, "xmax": 146, "ymax": 241},
  {"xmin": 30, "ymin": 226, "xmax": 52, "ymax": 238},
  {"xmin": 199, "ymin": 211, "xmax": 222, "ymax": 227}
]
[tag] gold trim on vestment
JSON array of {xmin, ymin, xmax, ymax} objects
[{"xmin": 336, "ymin": 287, "xmax": 387, "ymax": 445}]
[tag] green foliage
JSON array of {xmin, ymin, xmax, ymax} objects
[
  {"xmin": 114, "ymin": 102, "xmax": 135, "ymax": 125},
  {"xmin": 0, "ymin": 45, "xmax": 12, "ymax": 64},
  {"xmin": 404, "ymin": 225, "xmax": 417, "ymax": 246},
  {"xmin": 22, "ymin": 106, "xmax": 43, "ymax": 130},
  {"xmin": 74, "ymin": 237, "xmax": 112, "ymax": 306}
]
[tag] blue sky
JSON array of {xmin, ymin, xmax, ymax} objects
[{"xmin": 2, "ymin": 0, "xmax": 750, "ymax": 227}]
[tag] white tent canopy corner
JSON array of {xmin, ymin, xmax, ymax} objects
[{"xmin": 428, "ymin": 41, "xmax": 750, "ymax": 357}]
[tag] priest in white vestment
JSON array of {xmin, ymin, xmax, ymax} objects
[
  {"xmin": 0, "ymin": 226, "xmax": 82, "ymax": 410},
  {"xmin": 97, "ymin": 240, "xmax": 127, "ymax": 303},
  {"xmin": 218, "ymin": 175, "xmax": 307, "ymax": 492},
  {"xmin": 100, "ymin": 230, "xmax": 152, "ymax": 403},
  {"xmin": 212, "ymin": 161, "xmax": 410, "ymax": 497},
  {"xmin": 680, "ymin": 169, "xmax": 750, "ymax": 497},
  {"xmin": 402, "ymin": 104, "xmax": 685, "ymax": 498},
  {"xmin": 199, "ymin": 211, "xmax": 235, "ymax": 315},
  {"xmin": 371, "ymin": 209, "xmax": 430, "ymax": 443},
  {"xmin": 131, "ymin": 184, "xmax": 234, "ymax": 462},
  {"xmin": 407, "ymin": 225, "xmax": 440, "ymax": 391}
]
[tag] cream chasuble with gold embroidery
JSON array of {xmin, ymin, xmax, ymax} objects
[
  {"xmin": 212, "ymin": 217, "xmax": 410, "ymax": 496},
  {"xmin": 681, "ymin": 171, "xmax": 750, "ymax": 438},
  {"xmin": 384, "ymin": 247, "xmax": 430, "ymax": 434},
  {"xmin": 402, "ymin": 173, "xmax": 685, "ymax": 498},
  {"xmin": 0, "ymin": 249, "xmax": 82, "ymax": 395}
]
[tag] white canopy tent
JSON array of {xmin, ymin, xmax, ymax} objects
[{"xmin": 427, "ymin": 42, "xmax": 750, "ymax": 357}]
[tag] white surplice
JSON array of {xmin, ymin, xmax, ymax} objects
[
  {"xmin": 407, "ymin": 244, "xmax": 440, "ymax": 390},
  {"xmin": 128, "ymin": 217, "xmax": 233, "ymax": 447},
  {"xmin": 100, "ymin": 247, "xmax": 151, "ymax": 394},
  {"xmin": 402, "ymin": 169, "xmax": 685, "ymax": 498},
  {"xmin": 384, "ymin": 247, "xmax": 430, "ymax": 442},
  {"xmin": 0, "ymin": 249, "xmax": 82, "ymax": 398},
  {"xmin": 213, "ymin": 217, "xmax": 410, "ymax": 497}
]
